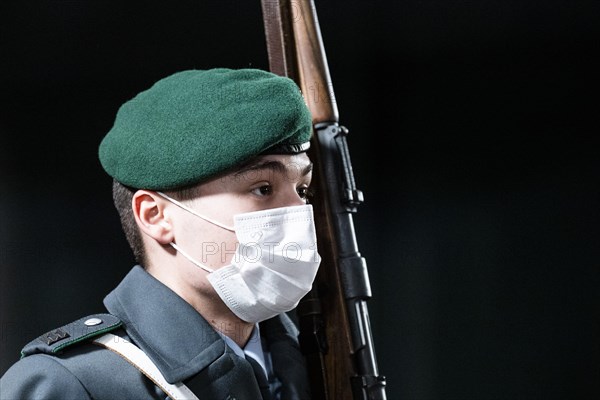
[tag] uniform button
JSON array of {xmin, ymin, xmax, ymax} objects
[{"xmin": 84, "ymin": 318, "xmax": 103, "ymax": 326}]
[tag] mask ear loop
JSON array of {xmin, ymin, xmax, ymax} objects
[
  {"xmin": 155, "ymin": 191, "xmax": 233, "ymax": 273},
  {"xmin": 169, "ymin": 242, "xmax": 214, "ymax": 273},
  {"xmin": 156, "ymin": 191, "xmax": 235, "ymax": 232}
]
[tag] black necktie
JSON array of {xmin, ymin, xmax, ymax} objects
[{"xmin": 246, "ymin": 355, "xmax": 272, "ymax": 400}]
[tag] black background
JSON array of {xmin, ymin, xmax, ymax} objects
[{"xmin": 1, "ymin": 1, "xmax": 599, "ymax": 399}]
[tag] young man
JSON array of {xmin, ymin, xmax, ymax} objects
[{"xmin": 1, "ymin": 69, "xmax": 320, "ymax": 399}]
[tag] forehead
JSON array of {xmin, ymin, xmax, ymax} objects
[
  {"xmin": 193, "ymin": 153, "xmax": 312, "ymax": 192},
  {"xmin": 232, "ymin": 153, "xmax": 312, "ymax": 184},
  {"xmin": 230, "ymin": 153, "xmax": 312, "ymax": 177},
  {"xmin": 240, "ymin": 153, "xmax": 311, "ymax": 169}
]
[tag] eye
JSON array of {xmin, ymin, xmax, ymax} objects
[
  {"xmin": 297, "ymin": 186, "xmax": 313, "ymax": 202},
  {"xmin": 251, "ymin": 184, "xmax": 273, "ymax": 197}
]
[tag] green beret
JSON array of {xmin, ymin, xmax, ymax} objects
[{"xmin": 99, "ymin": 68, "xmax": 312, "ymax": 190}]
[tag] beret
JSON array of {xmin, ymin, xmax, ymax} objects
[{"xmin": 99, "ymin": 68, "xmax": 312, "ymax": 190}]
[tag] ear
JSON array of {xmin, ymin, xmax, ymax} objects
[{"xmin": 132, "ymin": 190, "xmax": 174, "ymax": 245}]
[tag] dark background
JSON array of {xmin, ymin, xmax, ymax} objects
[{"xmin": 1, "ymin": 1, "xmax": 599, "ymax": 399}]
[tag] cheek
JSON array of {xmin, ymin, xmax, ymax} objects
[
  {"xmin": 194, "ymin": 193, "xmax": 247, "ymax": 226},
  {"xmin": 197, "ymin": 228, "xmax": 239, "ymax": 269}
]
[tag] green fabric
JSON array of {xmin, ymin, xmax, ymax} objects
[{"xmin": 99, "ymin": 68, "xmax": 312, "ymax": 190}]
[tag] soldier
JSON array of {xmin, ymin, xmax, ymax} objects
[{"xmin": 1, "ymin": 68, "xmax": 320, "ymax": 399}]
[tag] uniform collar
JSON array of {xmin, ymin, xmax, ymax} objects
[
  {"xmin": 103, "ymin": 265, "xmax": 225, "ymax": 384},
  {"xmin": 217, "ymin": 324, "xmax": 268, "ymax": 377}
]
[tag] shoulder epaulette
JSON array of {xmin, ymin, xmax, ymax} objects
[{"xmin": 20, "ymin": 313, "xmax": 122, "ymax": 358}]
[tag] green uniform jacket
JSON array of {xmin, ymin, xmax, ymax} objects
[{"xmin": 1, "ymin": 266, "xmax": 311, "ymax": 400}]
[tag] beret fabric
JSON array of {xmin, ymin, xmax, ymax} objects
[{"xmin": 99, "ymin": 68, "xmax": 312, "ymax": 190}]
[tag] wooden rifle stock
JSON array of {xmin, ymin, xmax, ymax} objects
[{"xmin": 261, "ymin": 1, "xmax": 387, "ymax": 399}]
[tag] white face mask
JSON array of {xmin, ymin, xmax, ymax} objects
[{"xmin": 157, "ymin": 192, "xmax": 321, "ymax": 324}]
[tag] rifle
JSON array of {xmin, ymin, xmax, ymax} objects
[{"xmin": 260, "ymin": 1, "xmax": 387, "ymax": 399}]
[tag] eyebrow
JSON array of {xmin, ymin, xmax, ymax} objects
[{"xmin": 233, "ymin": 160, "xmax": 313, "ymax": 177}]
